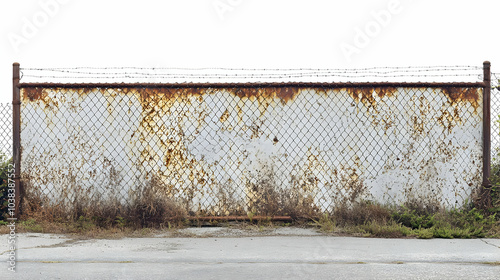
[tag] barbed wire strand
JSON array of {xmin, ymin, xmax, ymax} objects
[
  {"xmin": 19, "ymin": 68, "xmax": 481, "ymax": 77},
  {"xmin": 20, "ymin": 73, "xmax": 483, "ymax": 79},
  {"xmin": 18, "ymin": 65, "xmax": 485, "ymax": 82},
  {"xmin": 21, "ymin": 65, "xmax": 482, "ymax": 71}
]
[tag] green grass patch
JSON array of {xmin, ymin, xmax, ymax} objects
[{"xmin": 312, "ymin": 202, "xmax": 500, "ymax": 239}]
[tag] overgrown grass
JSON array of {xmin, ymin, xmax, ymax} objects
[
  {"xmin": 309, "ymin": 173, "xmax": 500, "ymax": 238},
  {"xmin": 9, "ymin": 177, "xmax": 190, "ymax": 236},
  {"xmin": 312, "ymin": 201, "xmax": 500, "ymax": 239},
  {"xmin": 486, "ymin": 158, "xmax": 500, "ymax": 215},
  {"xmin": 3, "ymin": 200, "xmax": 499, "ymax": 239},
  {"xmin": 0, "ymin": 154, "xmax": 12, "ymax": 220},
  {"xmin": 5, "ymin": 168, "xmax": 500, "ymax": 239}
]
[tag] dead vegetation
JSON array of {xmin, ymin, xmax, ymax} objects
[
  {"xmin": 245, "ymin": 167, "xmax": 321, "ymax": 219},
  {"xmin": 17, "ymin": 176, "xmax": 189, "ymax": 233},
  {"xmin": 8, "ymin": 165, "xmax": 499, "ymax": 239}
]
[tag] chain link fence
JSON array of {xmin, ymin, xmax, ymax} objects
[
  {"xmin": 0, "ymin": 102, "xmax": 13, "ymax": 219},
  {"xmin": 491, "ymin": 74, "xmax": 500, "ymax": 183},
  {"xmin": 18, "ymin": 84, "xmax": 484, "ymax": 219}
]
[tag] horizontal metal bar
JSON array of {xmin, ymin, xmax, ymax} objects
[{"xmin": 18, "ymin": 82, "xmax": 487, "ymax": 89}]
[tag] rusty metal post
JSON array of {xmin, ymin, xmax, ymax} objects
[
  {"xmin": 482, "ymin": 61, "xmax": 491, "ymax": 187},
  {"xmin": 12, "ymin": 62, "xmax": 21, "ymax": 217}
]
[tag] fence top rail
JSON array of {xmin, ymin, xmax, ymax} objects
[{"xmin": 17, "ymin": 82, "xmax": 487, "ymax": 89}]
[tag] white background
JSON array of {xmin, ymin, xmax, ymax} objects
[{"xmin": 1, "ymin": 0, "xmax": 499, "ymax": 103}]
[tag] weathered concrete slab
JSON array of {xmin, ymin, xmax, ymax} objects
[{"xmin": 2, "ymin": 230, "xmax": 499, "ymax": 280}]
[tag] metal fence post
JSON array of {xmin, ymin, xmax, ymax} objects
[
  {"xmin": 483, "ymin": 61, "xmax": 491, "ymax": 187},
  {"xmin": 12, "ymin": 62, "xmax": 21, "ymax": 217}
]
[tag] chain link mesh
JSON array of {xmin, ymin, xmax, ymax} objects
[
  {"xmin": 491, "ymin": 73, "xmax": 500, "ymax": 184},
  {"xmin": 0, "ymin": 103, "xmax": 12, "ymax": 157},
  {"xmin": 18, "ymin": 84, "xmax": 483, "ymax": 218},
  {"xmin": 0, "ymin": 102, "xmax": 13, "ymax": 219}
]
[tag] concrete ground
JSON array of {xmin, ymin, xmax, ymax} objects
[{"xmin": 2, "ymin": 227, "xmax": 500, "ymax": 280}]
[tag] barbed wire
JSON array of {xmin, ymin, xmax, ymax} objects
[
  {"xmin": 20, "ymin": 68, "xmax": 481, "ymax": 76},
  {"xmin": 19, "ymin": 65, "xmax": 485, "ymax": 83},
  {"xmin": 21, "ymin": 73, "xmax": 484, "ymax": 79},
  {"xmin": 21, "ymin": 65, "xmax": 481, "ymax": 72}
]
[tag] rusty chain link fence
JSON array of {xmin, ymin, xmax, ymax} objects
[
  {"xmin": 17, "ymin": 82, "xmax": 486, "ymax": 221},
  {"xmin": 491, "ymin": 74, "xmax": 500, "ymax": 181},
  {"xmin": 4, "ymin": 63, "xmax": 493, "ymax": 224},
  {"xmin": 0, "ymin": 102, "xmax": 13, "ymax": 219}
]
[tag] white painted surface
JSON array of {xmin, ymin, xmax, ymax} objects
[{"xmin": 20, "ymin": 86, "xmax": 483, "ymax": 213}]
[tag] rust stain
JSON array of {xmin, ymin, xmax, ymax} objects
[
  {"xmin": 22, "ymin": 86, "xmax": 480, "ymax": 113},
  {"xmin": 237, "ymin": 104, "xmax": 244, "ymax": 125},
  {"xmin": 21, "ymin": 87, "xmax": 61, "ymax": 115},
  {"xmin": 135, "ymin": 87, "xmax": 303, "ymax": 106},
  {"xmin": 346, "ymin": 87, "xmax": 397, "ymax": 107},
  {"xmin": 220, "ymin": 109, "xmax": 230, "ymax": 123},
  {"xmin": 22, "ymin": 87, "xmax": 98, "ymax": 112},
  {"xmin": 411, "ymin": 116, "xmax": 425, "ymax": 137},
  {"xmin": 275, "ymin": 87, "xmax": 299, "ymax": 104},
  {"xmin": 233, "ymin": 87, "xmax": 258, "ymax": 100},
  {"xmin": 250, "ymin": 121, "xmax": 262, "ymax": 139},
  {"xmin": 22, "ymin": 87, "xmax": 46, "ymax": 102},
  {"xmin": 375, "ymin": 87, "xmax": 396, "ymax": 99},
  {"xmin": 22, "ymin": 87, "xmax": 332, "ymax": 114},
  {"xmin": 442, "ymin": 87, "xmax": 480, "ymax": 110},
  {"xmin": 133, "ymin": 87, "xmax": 212, "ymax": 201},
  {"xmin": 231, "ymin": 87, "xmax": 302, "ymax": 105},
  {"xmin": 437, "ymin": 108, "xmax": 462, "ymax": 133}
]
